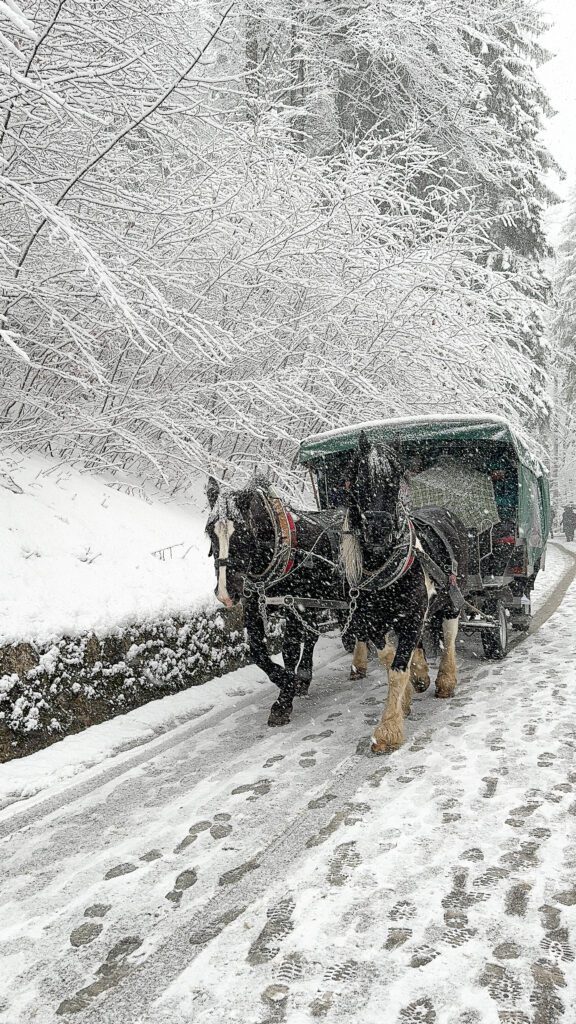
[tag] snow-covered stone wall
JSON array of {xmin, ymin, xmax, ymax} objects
[{"xmin": 0, "ymin": 606, "xmax": 259, "ymax": 762}]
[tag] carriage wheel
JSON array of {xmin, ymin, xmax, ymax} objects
[{"xmin": 481, "ymin": 599, "xmax": 509, "ymax": 660}]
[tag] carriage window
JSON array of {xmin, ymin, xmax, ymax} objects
[{"xmin": 315, "ymin": 454, "xmax": 354, "ymax": 508}]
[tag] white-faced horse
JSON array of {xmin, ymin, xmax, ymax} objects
[{"xmin": 206, "ymin": 477, "xmax": 345, "ymax": 726}]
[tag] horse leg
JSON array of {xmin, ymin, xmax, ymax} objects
[
  {"xmin": 244, "ymin": 600, "xmax": 297, "ymax": 727},
  {"xmin": 435, "ymin": 615, "xmax": 459, "ymax": 699},
  {"xmin": 296, "ymin": 624, "xmax": 316, "ymax": 695},
  {"xmin": 282, "ymin": 612, "xmax": 301, "ymax": 678},
  {"xmin": 350, "ymin": 640, "xmax": 368, "ymax": 680},
  {"xmin": 410, "ymin": 641, "xmax": 431, "ymax": 693},
  {"xmin": 372, "ymin": 628, "xmax": 418, "ymax": 754}
]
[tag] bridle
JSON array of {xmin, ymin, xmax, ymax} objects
[{"xmin": 357, "ymin": 506, "xmax": 416, "ymax": 591}]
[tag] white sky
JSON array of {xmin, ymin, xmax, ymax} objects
[{"xmin": 537, "ymin": 0, "xmax": 576, "ymax": 239}]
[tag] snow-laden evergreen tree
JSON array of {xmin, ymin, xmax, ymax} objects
[
  {"xmin": 551, "ymin": 193, "xmax": 576, "ymax": 502},
  {"xmin": 465, "ymin": 1, "xmax": 560, "ymax": 424}
]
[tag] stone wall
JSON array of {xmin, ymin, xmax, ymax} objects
[{"xmin": 0, "ymin": 605, "xmax": 261, "ymax": 762}]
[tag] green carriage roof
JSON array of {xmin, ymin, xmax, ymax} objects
[{"xmin": 298, "ymin": 414, "xmax": 548, "ymax": 477}]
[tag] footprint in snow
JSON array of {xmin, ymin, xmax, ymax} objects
[
  {"xmin": 70, "ymin": 922, "xmax": 103, "ymax": 947},
  {"xmin": 493, "ymin": 941, "xmax": 522, "ymax": 960},
  {"xmin": 263, "ymin": 755, "xmax": 285, "ymax": 768},
  {"xmin": 529, "ymin": 960, "xmax": 567, "ymax": 1024},
  {"xmin": 305, "ymin": 803, "xmax": 369, "ymax": 848},
  {"xmin": 189, "ymin": 905, "xmax": 246, "ymax": 945},
  {"xmin": 84, "ymin": 904, "xmax": 111, "ymax": 918},
  {"xmin": 210, "ymin": 822, "xmax": 232, "ymax": 839},
  {"xmin": 174, "ymin": 819, "xmax": 212, "ymax": 851},
  {"xmin": 322, "ymin": 959, "xmax": 360, "ymax": 983},
  {"xmin": 247, "ymin": 896, "xmax": 295, "ymax": 965},
  {"xmin": 541, "ymin": 927, "xmax": 575, "ymax": 963},
  {"xmin": 219, "ymin": 855, "xmax": 261, "ymax": 887},
  {"xmin": 482, "ymin": 777, "xmax": 498, "ymax": 799},
  {"xmin": 165, "ymin": 867, "xmax": 198, "ymax": 905},
  {"xmin": 389, "ymin": 899, "xmax": 416, "ymax": 921},
  {"xmin": 409, "ymin": 944, "xmax": 439, "ymax": 969},
  {"xmin": 274, "ymin": 952, "xmax": 309, "ymax": 983},
  {"xmin": 327, "ymin": 841, "xmax": 360, "ymax": 887},
  {"xmin": 299, "ymin": 749, "xmax": 317, "ymax": 767},
  {"xmin": 384, "ymin": 928, "xmax": 412, "ymax": 950},
  {"xmin": 442, "ymin": 910, "xmax": 476, "ymax": 948},
  {"xmin": 56, "ymin": 937, "xmax": 143, "ymax": 1015},
  {"xmin": 504, "ymin": 883, "xmax": 532, "ymax": 919},
  {"xmin": 460, "ymin": 848, "xmax": 484, "ymax": 862},
  {"xmin": 398, "ymin": 997, "xmax": 437, "ymax": 1023},
  {"xmin": 104, "ymin": 863, "xmax": 137, "ymax": 880},
  {"xmin": 231, "ymin": 779, "xmax": 272, "ymax": 801},
  {"xmin": 478, "ymin": 962, "xmax": 522, "ymax": 1006}
]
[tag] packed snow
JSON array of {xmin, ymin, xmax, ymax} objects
[{"xmin": 0, "ymin": 455, "xmax": 215, "ymax": 646}]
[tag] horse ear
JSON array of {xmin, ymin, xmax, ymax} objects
[
  {"xmin": 358, "ymin": 431, "xmax": 370, "ymax": 454},
  {"xmin": 206, "ymin": 476, "xmax": 219, "ymax": 509},
  {"xmin": 236, "ymin": 489, "xmax": 253, "ymax": 518}
]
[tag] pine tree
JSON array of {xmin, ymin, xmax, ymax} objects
[{"xmin": 466, "ymin": 2, "xmax": 560, "ymax": 424}]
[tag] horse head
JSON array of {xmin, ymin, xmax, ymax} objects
[
  {"xmin": 205, "ymin": 476, "xmax": 275, "ymax": 606},
  {"xmin": 345, "ymin": 433, "xmax": 402, "ymax": 550}
]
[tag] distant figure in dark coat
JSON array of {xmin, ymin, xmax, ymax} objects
[{"xmin": 562, "ymin": 505, "xmax": 576, "ymax": 542}]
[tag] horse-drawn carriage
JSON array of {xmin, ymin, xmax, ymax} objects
[
  {"xmin": 206, "ymin": 413, "xmax": 550, "ymax": 748},
  {"xmin": 299, "ymin": 414, "xmax": 551, "ymax": 660}
]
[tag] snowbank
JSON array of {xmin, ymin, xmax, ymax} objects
[{"xmin": 0, "ymin": 454, "xmax": 215, "ymax": 646}]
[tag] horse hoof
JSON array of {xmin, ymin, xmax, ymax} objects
[
  {"xmin": 294, "ymin": 680, "xmax": 310, "ymax": 697},
  {"xmin": 412, "ymin": 677, "xmax": 430, "ymax": 693},
  {"xmin": 370, "ymin": 741, "xmax": 397, "ymax": 755},
  {"xmin": 268, "ymin": 705, "xmax": 292, "ymax": 727},
  {"xmin": 350, "ymin": 667, "xmax": 367, "ymax": 680},
  {"xmin": 370, "ymin": 733, "xmax": 403, "ymax": 754},
  {"xmin": 434, "ymin": 689, "xmax": 453, "ymax": 699}
]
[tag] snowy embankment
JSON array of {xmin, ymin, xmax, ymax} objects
[
  {"xmin": 1, "ymin": 454, "xmax": 214, "ymax": 644},
  {"xmin": 0, "ymin": 455, "xmax": 255, "ymax": 762}
]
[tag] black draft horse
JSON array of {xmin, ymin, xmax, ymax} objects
[
  {"xmin": 205, "ymin": 477, "xmax": 343, "ymax": 727},
  {"xmin": 341, "ymin": 433, "xmax": 468, "ymax": 753}
]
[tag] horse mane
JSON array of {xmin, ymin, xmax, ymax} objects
[
  {"xmin": 366, "ymin": 443, "xmax": 396, "ymax": 488},
  {"xmin": 206, "ymin": 474, "xmax": 273, "ymax": 526},
  {"xmin": 248, "ymin": 473, "xmax": 272, "ymax": 493},
  {"xmin": 340, "ymin": 510, "xmax": 363, "ymax": 587}
]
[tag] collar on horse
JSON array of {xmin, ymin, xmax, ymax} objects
[{"xmin": 250, "ymin": 488, "xmax": 297, "ymax": 584}]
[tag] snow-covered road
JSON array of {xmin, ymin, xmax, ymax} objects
[{"xmin": 2, "ymin": 545, "xmax": 576, "ymax": 1024}]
